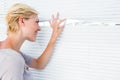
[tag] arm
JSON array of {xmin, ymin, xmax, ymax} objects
[{"xmin": 30, "ymin": 13, "xmax": 66, "ymax": 69}]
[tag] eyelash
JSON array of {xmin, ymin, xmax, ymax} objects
[{"xmin": 36, "ymin": 21, "xmax": 39, "ymax": 23}]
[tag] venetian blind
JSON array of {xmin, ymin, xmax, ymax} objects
[{"xmin": 1, "ymin": 0, "xmax": 120, "ymax": 80}]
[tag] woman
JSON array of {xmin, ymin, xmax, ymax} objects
[{"xmin": 0, "ymin": 3, "xmax": 66, "ymax": 80}]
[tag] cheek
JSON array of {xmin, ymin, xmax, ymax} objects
[
  {"xmin": 24, "ymin": 24, "xmax": 34, "ymax": 34},
  {"xmin": 27, "ymin": 23, "xmax": 35, "ymax": 30},
  {"xmin": 25, "ymin": 21, "xmax": 38, "ymax": 31},
  {"xmin": 31, "ymin": 23, "xmax": 39, "ymax": 30}
]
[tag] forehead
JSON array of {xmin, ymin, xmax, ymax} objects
[{"xmin": 29, "ymin": 14, "xmax": 39, "ymax": 20}]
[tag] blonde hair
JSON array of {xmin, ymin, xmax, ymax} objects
[{"xmin": 6, "ymin": 3, "xmax": 39, "ymax": 32}]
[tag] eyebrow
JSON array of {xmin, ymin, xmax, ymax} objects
[{"xmin": 36, "ymin": 19, "xmax": 39, "ymax": 21}]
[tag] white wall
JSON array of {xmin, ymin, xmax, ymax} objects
[
  {"xmin": 21, "ymin": 20, "xmax": 120, "ymax": 80},
  {"xmin": 1, "ymin": 0, "xmax": 120, "ymax": 80},
  {"xmin": 1, "ymin": 0, "xmax": 120, "ymax": 20}
]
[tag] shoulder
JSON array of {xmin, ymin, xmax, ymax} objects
[
  {"xmin": 0, "ymin": 49, "xmax": 25, "ymax": 67},
  {"xmin": 0, "ymin": 49, "xmax": 25, "ymax": 80}
]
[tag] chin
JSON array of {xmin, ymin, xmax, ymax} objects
[
  {"xmin": 31, "ymin": 39, "xmax": 36, "ymax": 42},
  {"xmin": 30, "ymin": 40, "xmax": 36, "ymax": 42},
  {"xmin": 28, "ymin": 38, "xmax": 36, "ymax": 42}
]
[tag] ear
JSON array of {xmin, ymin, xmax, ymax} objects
[{"xmin": 18, "ymin": 17, "xmax": 24, "ymax": 27}]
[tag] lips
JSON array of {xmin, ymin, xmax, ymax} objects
[
  {"xmin": 34, "ymin": 31, "xmax": 38, "ymax": 35},
  {"xmin": 34, "ymin": 33, "xmax": 37, "ymax": 35}
]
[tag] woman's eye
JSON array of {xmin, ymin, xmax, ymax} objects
[{"xmin": 36, "ymin": 21, "xmax": 39, "ymax": 23}]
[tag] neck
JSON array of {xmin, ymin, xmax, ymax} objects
[{"xmin": 0, "ymin": 31, "xmax": 25, "ymax": 52}]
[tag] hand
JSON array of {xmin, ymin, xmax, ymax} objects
[{"xmin": 49, "ymin": 12, "xmax": 66, "ymax": 41}]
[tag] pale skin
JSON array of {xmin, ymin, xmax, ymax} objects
[{"xmin": 0, "ymin": 13, "xmax": 66, "ymax": 70}]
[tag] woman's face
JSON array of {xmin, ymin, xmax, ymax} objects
[{"xmin": 23, "ymin": 14, "xmax": 40, "ymax": 41}]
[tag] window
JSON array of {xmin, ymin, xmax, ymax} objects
[{"xmin": 1, "ymin": 0, "xmax": 120, "ymax": 80}]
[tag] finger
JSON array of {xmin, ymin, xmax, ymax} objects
[
  {"xmin": 61, "ymin": 25, "xmax": 65, "ymax": 29},
  {"xmin": 58, "ymin": 21, "xmax": 65, "ymax": 29},
  {"xmin": 59, "ymin": 18, "xmax": 66, "ymax": 26},
  {"xmin": 56, "ymin": 12, "xmax": 59, "ymax": 20},
  {"xmin": 52, "ymin": 14, "xmax": 55, "ymax": 20},
  {"xmin": 49, "ymin": 20, "xmax": 53, "ymax": 28},
  {"xmin": 60, "ymin": 18, "xmax": 66, "ymax": 23},
  {"xmin": 51, "ymin": 14, "xmax": 56, "ymax": 23}
]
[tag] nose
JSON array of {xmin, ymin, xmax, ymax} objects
[{"xmin": 38, "ymin": 26, "xmax": 41, "ymax": 31}]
